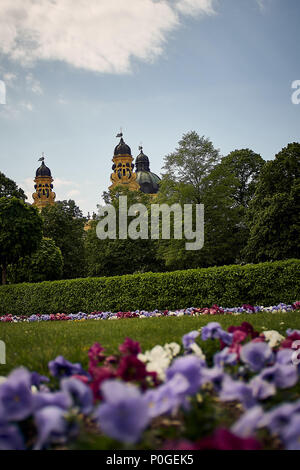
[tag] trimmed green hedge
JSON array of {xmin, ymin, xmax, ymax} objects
[{"xmin": 0, "ymin": 259, "xmax": 299, "ymax": 316}]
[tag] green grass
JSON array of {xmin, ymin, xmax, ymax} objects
[{"xmin": 1, "ymin": 311, "xmax": 300, "ymax": 377}]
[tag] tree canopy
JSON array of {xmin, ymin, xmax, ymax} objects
[
  {"xmin": 244, "ymin": 142, "xmax": 300, "ymax": 262},
  {"xmin": 41, "ymin": 200, "xmax": 85, "ymax": 279},
  {"xmin": 0, "ymin": 197, "xmax": 43, "ymax": 284},
  {"xmin": 0, "ymin": 171, "xmax": 27, "ymax": 200}
]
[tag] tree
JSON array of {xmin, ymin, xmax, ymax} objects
[
  {"xmin": 204, "ymin": 149, "xmax": 265, "ymax": 262},
  {"xmin": 41, "ymin": 200, "xmax": 85, "ymax": 279},
  {"xmin": 8, "ymin": 238, "xmax": 63, "ymax": 283},
  {"xmin": 161, "ymin": 131, "xmax": 220, "ymax": 203},
  {"xmin": 85, "ymin": 187, "xmax": 164, "ymax": 277},
  {"xmin": 0, "ymin": 171, "xmax": 26, "ymax": 200},
  {"xmin": 244, "ymin": 142, "xmax": 300, "ymax": 262},
  {"xmin": 157, "ymin": 132, "xmax": 247, "ymax": 269},
  {"xmin": 0, "ymin": 197, "xmax": 43, "ymax": 284},
  {"xmin": 216, "ymin": 149, "xmax": 265, "ymax": 208}
]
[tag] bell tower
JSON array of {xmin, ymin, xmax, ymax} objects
[
  {"xmin": 109, "ymin": 133, "xmax": 140, "ymax": 191},
  {"xmin": 32, "ymin": 153, "xmax": 56, "ymax": 210}
]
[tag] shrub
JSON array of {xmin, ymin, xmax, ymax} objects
[{"xmin": 0, "ymin": 259, "xmax": 299, "ymax": 316}]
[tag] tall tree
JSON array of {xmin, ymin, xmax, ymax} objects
[
  {"xmin": 85, "ymin": 187, "xmax": 163, "ymax": 277},
  {"xmin": 41, "ymin": 200, "xmax": 85, "ymax": 279},
  {"xmin": 217, "ymin": 149, "xmax": 265, "ymax": 208},
  {"xmin": 161, "ymin": 131, "xmax": 220, "ymax": 203},
  {"xmin": 244, "ymin": 142, "xmax": 300, "ymax": 262},
  {"xmin": 0, "ymin": 197, "xmax": 43, "ymax": 284},
  {"xmin": 8, "ymin": 237, "xmax": 63, "ymax": 283},
  {"xmin": 0, "ymin": 171, "xmax": 26, "ymax": 200}
]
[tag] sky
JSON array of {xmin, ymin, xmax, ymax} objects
[{"xmin": 0, "ymin": 0, "xmax": 299, "ymax": 216}]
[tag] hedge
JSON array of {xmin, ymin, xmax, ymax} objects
[{"xmin": 0, "ymin": 259, "xmax": 299, "ymax": 316}]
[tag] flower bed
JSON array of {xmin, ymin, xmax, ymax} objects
[
  {"xmin": 1, "ymin": 301, "xmax": 299, "ymax": 323},
  {"xmin": 1, "ymin": 314, "xmax": 300, "ymax": 450}
]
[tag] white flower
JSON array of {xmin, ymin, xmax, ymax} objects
[
  {"xmin": 164, "ymin": 342, "xmax": 181, "ymax": 357},
  {"xmin": 263, "ymin": 330, "xmax": 285, "ymax": 348},
  {"xmin": 189, "ymin": 343, "xmax": 206, "ymax": 361}
]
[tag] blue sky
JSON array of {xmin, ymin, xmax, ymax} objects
[{"xmin": 0, "ymin": 0, "xmax": 299, "ymax": 215}]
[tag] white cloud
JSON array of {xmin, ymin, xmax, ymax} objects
[
  {"xmin": 0, "ymin": 0, "xmax": 215, "ymax": 74},
  {"xmin": 26, "ymin": 73, "xmax": 43, "ymax": 95}
]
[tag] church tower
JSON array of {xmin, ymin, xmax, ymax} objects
[
  {"xmin": 32, "ymin": 153, "xmax": 56, "ymax": 210},
  {"xmin": 135, "ymin": 146, "xmax": 160, "ymax": 194},
  {"xmin": 109, "ymin": 133, "xmax": 140, "ymax": 191}
]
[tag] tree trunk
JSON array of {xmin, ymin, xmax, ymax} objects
[{"xmin": 1, "ymin": 266, "xmax": 7, "ymax": 285}]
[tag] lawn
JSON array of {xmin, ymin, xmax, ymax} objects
[{"xmin": 1, "ymin": 311, "xmax": 300, "ymax": 377}]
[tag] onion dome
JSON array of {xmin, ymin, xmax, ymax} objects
[
  {"xmin": 36, "ymin": 160, "xmax": 52, "ymax": 177},
  {"xmin": 135, "ymin": 146, "xmax": 160, "ymax": 194},
  {"xmin": 136, "ymin": 171, "xmax": 160, "ymax": 194},
  {"xmin": 114, "ymin": 135, "xmax": 131, "ymax": 156},
  {"xmin": 135, "ymin": 148, "xmax": 150, "ymax": 172}
]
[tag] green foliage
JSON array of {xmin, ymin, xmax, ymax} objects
[
  {"xmin": 0, "ymin": 171, "xmax": 27, "ymax": 200},
  {"xmin": 156, "ymin": 138, "xmax": 265, "ymax": 269},
  {"xmin": 0, "ymin": 197, "xmax": 43, "ymax": 284},
  {"xmin": 85, "ymin": 187, "xmax": 164, "ymax": 277},
  {"xmin": 244, "ymin": 142, "xmax": 300, "ymax": 262},
  {"xmin": 0, "ymin": 259, "xmax": 298, "ymax": 315},
  {"xmin": 8, "ymin": 237, "xmax": 63, "ymax": 283},
  {"xmin": 218, "ymin": 149, "xmax": 265, "ymax": 208},
  {"xmin": 41, "ymin": 200, "xmax": 85, "ymax": 279},
  {"xmin": 161, "ymin": 131, "xmax": 220, "ymax": 203}
]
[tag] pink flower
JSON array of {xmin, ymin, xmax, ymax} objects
[
  {"xmin": 88, "ymin": 343, "xmax": 106, "ymax": 367},
  {"xmin": 119, "ymin": 338, "xmax": 141, "ymax": 356},
  {"xmin": 196, "ymin": 429, "xmax": 261, "ymax": 450}
]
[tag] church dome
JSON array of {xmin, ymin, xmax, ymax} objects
[
  {"xmin": 136, "ymin": 171, "xmax": 160, "ymax": 194},
  {"xmin": 135, "ymin": 146, "xmax": 160, "ymax": 193},
  {"xmin": 36, "ymin": 161, "xmax": 52, "ymax": 177},
  {"xmin": 114, "ymin": 137, "xmax": 131, "ymax": 156}
]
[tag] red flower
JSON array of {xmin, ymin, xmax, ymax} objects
[
  {"xmin": 88, "ymin": 366, "xmax": 116, "ymax": 400},
  {"xmin": 119, "ymin": 337, "xmax": 141, "ymax": 356},
  {"xmin": 116, "ymin": 355, "xmax": 148, "ymax": 382},
  {"xmin": 196, "ymin": 429, "xmax": 261, "ymax": 450},
  {"xmin": 88, "ymin": 342, "xmax": 106, "ymax": 367},
  {"xmin": 280, "ymin": 332, "xmax": 300, "ymax": 349}
]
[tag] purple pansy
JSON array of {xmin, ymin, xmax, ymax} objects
[
  {"xmin": 60, "ymin": 377, "xmax": 93, "ymax": 415},
  {"xmin": 249, "ymin": 376, "xmax": 276, "ymax": 400},
  {"xmin": 48, "ymin": 356, "xmax": 86, "ymax": 378},
  {"xmin": 0, "ymin": 368, "xmax": 33, "ymax": 421},
  {"xmin": 259, "ymin": 364, "xmax": 298, "ymax": 389},
  {"xmin": 219, "ymin": 376, "xmax": 256, "ymax": 409},
  {"xmin": 166, "ymin": 355, "xmax": 204, "ymax": 396},
  {"xmin": 145, "ymin": 373, "xmax": 190, "ymax": 418},
  {"xmin": 182, "ymin": 331, "xmax": 200, "ymax": 350},
  {"xmin": 30, "ymin": 372, "xmax": 50, "ymax": 388},
  {"xmin": 231, "ymin": 406, "xmax": 264, "ymax": 438},
  {"xmin": 214, "ymin": 347, "xmax": 238, "ymax": 367},
  {"xmin": 32, "ymin": 391, "xmax": 72, "ymax": 412},
  {"xmin": 240, "ymin": 342, "xmax": 273, "ymax": 372},
  {"xmin": 34, "ymin": 405, "xmax": 68, "ymax": 450},
  {"xmin": 0, "ymin": 423, "xmax": 25, "ymax": 450},
  {"xmin": 201, "ymin": 322, "xmax": 233, "ymax": 345},
  {"xmin": 95, "ymin": 380, "xmax": 150, "ymax": 444},
  {"xmin": 281, "ymin": 414, "xmax": 300, "ymax": 450},
  {"xmin": 200, "ymin": 367, "xmax": 225, "ymax": 392}
]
